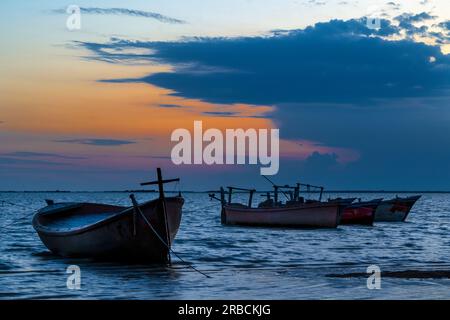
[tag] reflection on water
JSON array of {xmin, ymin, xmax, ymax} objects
[{"xmin": 0, "ymin": 192, "xmax": 449, "ymax": 299}]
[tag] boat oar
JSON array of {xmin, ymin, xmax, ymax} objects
[{"xmin": 129, "ymin": 195, "xmax": 210, "ymax": 278}]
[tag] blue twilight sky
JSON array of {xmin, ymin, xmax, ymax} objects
[{"xmin": 0, "ymin": 0, "xmax": 450, "ymax": 191}]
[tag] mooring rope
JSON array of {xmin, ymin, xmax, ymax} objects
[
  {"xmin": 132, "ymin": 201, "xmax": 211, "ymax": 278},
  {"xmin": 0, "ymin": 200, "xmax": 29, "ymax": 209},
  {"xmin": 0, "ymin": 200, "xmax": 35, "ymax": 229}
]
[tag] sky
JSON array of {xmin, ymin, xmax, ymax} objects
[{"xmin": 0, "ymin": 0, "xmax": 449, "ymax": 191}]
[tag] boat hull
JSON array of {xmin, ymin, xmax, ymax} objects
[
  {"xmin": 341, "ymin": 199, "xmax": 382, "ymax": 226},
  {"xmin": 33, "ymin": 197, "xmax": 184, "ymax": 263},
  {"xmin": 374, "ymin": 195, "xmax": 421, "ymax": 222},
  {"xmin": 222, "ymin": 202, "xmax": 346, "ymax": 228}
]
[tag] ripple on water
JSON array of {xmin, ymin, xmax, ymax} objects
[{"xmin": 0, "ymin": 192, "xmax": 449, "ymax": 299}]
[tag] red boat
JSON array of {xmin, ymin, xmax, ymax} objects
[{"xmin": 340, "ymin": 198, "xmax": 382, "ymax": 226}]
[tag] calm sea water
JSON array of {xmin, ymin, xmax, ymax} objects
[{"xmin": 1, "ymin": 192, "xmax": 449, "ymax": 300}]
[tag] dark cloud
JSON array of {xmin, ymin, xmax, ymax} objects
[
  {"xmin": 305, "ymin": 0, "xmax": 326, "ymax": 6},
  {"xmin": 395, "ymin": 12, "xmax": 436, "ymax": 23},
  {"xmin": 304, "ymin": 152, "xmax": 339, "ymax": 171},
  {"xmin": 0, "ymin": 157, "xmax": 64, "ymax": 166},
  {"xmin": 2, "ymin": 151, "xmax": 86, "ymax": 159},
  {"xmin": 394, "ymin": 12, "xmax": 437, "ymax": 37},
  {"xmin": 439, "ymin": 20, "xmax": 450, "ymax": 31},
  {"xmin": 82, "ymin": 18, "xmax": 449, "ymax": 107},
  {"xmin": 158, "ymin": 104, "xmax": 186, "ymax": 108},
  {"xmin": 386, "ymin": 2, "xmax": 399, "ymax": 7},
  {"xmin": 53, "ymin": 7, "xmax": 185, "ymax": 24},
  {"xmin": 273, "ymin": 97, "xmax": 450, "ymax": 189},
  {"xmin": 55, "ymin": 139, "xmax": 136, "ymax": 146},
  {"xmin": 202, "ymin": 111, "xmax": 240, "ymax": 117},
  {"xmin": 74, "ymin": 17, "xmax": 450, "ymax": 189}
]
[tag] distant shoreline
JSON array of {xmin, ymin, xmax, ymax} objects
[{"xmin": 0, "ymin": 190, "xmax": 448, "ymax": 194}]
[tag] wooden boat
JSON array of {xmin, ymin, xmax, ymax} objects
[
  {"xmin": 32, "ymin": 168, "xmax": 183, "ymax": 263},
  {"xmin": 211, "ymin": 184, "xmax": 353, "ymax": 228},
  {"xmin": 374, "ymin": 195, "xmax": 421, "ymax": 222},
  {"xmin": 340, "ymin": 198, "xmax": 382, "ymax": 225}
]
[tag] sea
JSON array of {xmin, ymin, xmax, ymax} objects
[{"xmin": 0, "ymin": 192, "xmax": 449, "ymax": 299}]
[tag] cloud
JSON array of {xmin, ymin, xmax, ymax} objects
[
  {"xmin": 55, "ymin": 139, "xmax": 136, "ymax": 146},
  {"xmin": 1, "ymin": 151, "xmax": 86, "ymax": 159},
  {"xmin": 81, "ymin": 18, "xmax": 449, "ymax": 106},
  {"xmin": 395, "ymin": 12, "xmax": 436, "ymax": 24},
  {"xmin": 305, "ymin": 0, "xmax": 326, "ymax": 6},
  {"xmin": 386, "ymin": 2, "xmax": 399, "ymax": 7},
  {"xmin": 393, "ymin": 12, "xmax": 437, "ymax": 37},
  {"xmin": 202, "ymin": 111, "xmax": 240, "ymax": 117},
  {"xmin": 73, "ymin": 17, "xmax": 450, "ymax": 189},
  {"xmin": 304, "ymin": 152, "xmax": 340, "ymax": 171},
  {"xmin": 158, "ymin": 104, "xmax": 186, "ymax": 108},
  {"xmin": 439, "ymin": 20, "xmax": 450, "ymax": 31},
  {"xmin": 0, "ymin": 157, "xmax": 64, "ymax": 166},
  {"xmin": 53, "ymin": 7, "xmax": 185, "ymax": 24}
]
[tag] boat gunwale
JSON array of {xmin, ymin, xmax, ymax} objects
[
  {"xmin": 381, "ymin": 195, "xmax": 421, "ymax": 204},
  {"xmin": 223, "ymin": 200, "xmax": 344, "ymax": 213},
  {"xmin": 32, "ymin": 196, "xmax": 184, "ymax": 237},
  {"xmin": 346, "ymin": 198, "xmax": 383, "ymax": 208}
]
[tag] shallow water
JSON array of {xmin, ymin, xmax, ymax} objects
[{"xmin": 0, "ymin": 192, "xmax": 449, "ymax": 299}]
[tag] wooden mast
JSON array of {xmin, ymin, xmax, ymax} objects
[{"xmin": 140, "ymin": 168, "xmax": 180, "ymax": 265}]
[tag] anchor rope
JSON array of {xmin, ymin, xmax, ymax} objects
[
  {"xmin": 0, "ymin": 200, "xmax": 29, "ymax": 209},
  {"xmin": 133, "ymin": 202, "xmax": 211, "ymax": 278},
  {"xmin": 0, "ymin": 200, "xmax": 35, "ymax": 229}
]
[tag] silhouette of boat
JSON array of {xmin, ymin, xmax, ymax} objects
[
  {"xmin": 210, "ymin": 184, "xmax": 353, "ymax": 228},
  {"xmin": 32, "ymin": 168, "xmax": 183, "ymax": 263},
  {"xmin": 374, "ymin": 195, "xmax": 421, "ymax": 222}
]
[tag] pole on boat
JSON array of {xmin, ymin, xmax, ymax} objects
[
  {"xmin": 220, "ymin": 187, "xmax": 225, "ymax": 205},
  {"xmin": 261, "ymin": 175, "xmax": 289, "ymax": 201},
  {"xmin": 274, "ymin": 185, "xmax": 278, "ymax": 204},
  {"xmin": 140, "ymin": 168, "xmax": 180, "ymax": 265},
  {"xmin": 157, "ymin": 168, "xmax": 171, "ymax": 264},
  {"xmin": 140, "ymin": 168, "xmax": 180, "ymax": 196},
  {"xmin": 248, "ymin": 190, "xmax": 254, "ymax": 208},
  {"xmin": 294, "ymin": 185, "xmax": 299, "ymax": 201},
  {"xmin": 296, "ymin": 182, "xmax": 324, "ymax": 202},
  {"xmin": 157, "ymin": 168, "xmax": 164, "ymax": 199}
]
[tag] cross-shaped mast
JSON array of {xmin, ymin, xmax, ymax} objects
[{"xmin": 140, "ymin": 168, "xmax": 180, "ymax": 199}]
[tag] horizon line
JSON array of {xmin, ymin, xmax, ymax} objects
[{"xmin": 0, "ymin": 190, "xmax": 446, "ymax": 193}]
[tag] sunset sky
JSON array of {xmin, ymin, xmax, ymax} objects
[{"xmin": 1, "ymin": 0, "xmax": 449, "ymax": 191}]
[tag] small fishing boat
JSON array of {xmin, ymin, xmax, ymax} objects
[
  {"xmin": 210, "ymin": 183, "xmax": 353, "ymax": 228},
  {"xmin": 340, "ymin": 198, "xmax": 382, "ymax": 225},
  {"xmin": 374, "ymin": 195, "xmax": 421, "ymax": 222},
  {"xmin": 32, "ymin": 168, "xmax": 183, "ymax": 263}
]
